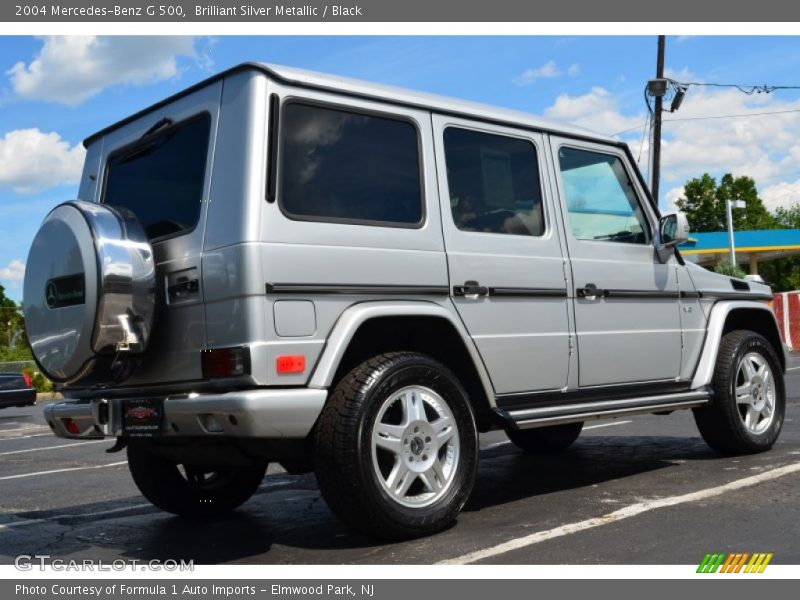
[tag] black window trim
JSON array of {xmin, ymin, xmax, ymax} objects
[
  {"xmin": 275, "ymin": 97, "xmax": 427, "ymax": 230},
  {"xmin": 442, "ymin": 123, "xmax": 548, "ymax": 239},
  {"xmin": 100, "ymin": 111, "xmax": 212, "ymax": 244},
  {"xmin": 556, "ymin": 142, "xmax": 653, "ymax": 246}
]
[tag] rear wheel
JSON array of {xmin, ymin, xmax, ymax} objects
[
  {"xmin": 507, "ymin": 422, "xmax": 583, "ymax": 452},
  {"xmin": 127, "ymin": 442, "xmax": 267, "ymax": 517},
  {"xmin": 693, "ymin": 330, "xmax": 785, "ymax": 455},
  {"xmin": 314, "ymin": 352, "xmax": 478, "ymax": 540}
]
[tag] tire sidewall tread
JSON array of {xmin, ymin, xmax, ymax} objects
[
  {"xmin": 694, "ymin": 330, "xmax": 785, "ymax": 455},
  {"xmin": 314, "ymin": 352, "xmax": 478, "ymax": 540}
]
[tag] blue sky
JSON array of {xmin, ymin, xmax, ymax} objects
[{"xmin": 3, "ymin": 35, "xmax": 800, "ymax": 301}]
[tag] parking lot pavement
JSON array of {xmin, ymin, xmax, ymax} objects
[{"xmin": 1, "ymin": 356, "xmax": 799, "ymax": 565}]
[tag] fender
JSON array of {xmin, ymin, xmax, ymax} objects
[
  {"xmin": 307, "ymin": 300, "xmax": 496, "ymax": 406},
  {"xmin": 691, "ymin": 300, "xmax": 786, "ymax": 389}
]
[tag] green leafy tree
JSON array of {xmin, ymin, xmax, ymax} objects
[
  {"xmin": 759, "ymin": 203, "xmax": 800, "ymax": 291},
  {"xmin": 0, "ymin": 284, "xmax": 32, "ymax": 362},
  {"xmin": 676, "ymin": 173, "xmax": 775, "ymax": 232}
]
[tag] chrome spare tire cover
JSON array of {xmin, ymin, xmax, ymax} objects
[{"xmin": 23, "ymin": 201, "xmax": 155, "ymax": 385}]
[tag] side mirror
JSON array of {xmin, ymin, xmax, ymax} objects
[
  {"xmin": 656, "ymin": 212, "xmax": 690, "ymax": 263},
  {"xmin": 659, "ymin": 212, "xmax": 690, "ymax": 247}
]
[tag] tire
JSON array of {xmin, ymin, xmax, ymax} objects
[
  {"xmin": 314, "ymin": 352, "xmax": 478, "ymax": 540},
  {"xmin": 693, "ymin": 330, "xmax": 785, "ymax": 455},
  {"xmin": 507, "ymin": 422, "xmax": 583, "ymax": 452},
  {"xmin": 127, "ymin": 442, "xmax": 267, "ymax": 517}
]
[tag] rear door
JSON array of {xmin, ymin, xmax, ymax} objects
[
  {"xmin": 93, "ymin": 82, "xmax": 223, "ymax": 385},
  {"xmin": 550, "ymin": 137, "xmax": 682, "ymax": 387},
  {"xmin": 433, "ymin": 115, "xmax": 572, "ymax": 395}
]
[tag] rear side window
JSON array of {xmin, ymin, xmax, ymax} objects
[
  {"xmin": 443, "ymin": 127, "xmax": 544, "ymax": 237},
  {"xmin": 103, "ymin": 114, "xmax": 210, "ymax": 240},
  {"xmin": 279, "ymin": 102, "xmax": 423, "ymax": 226}
]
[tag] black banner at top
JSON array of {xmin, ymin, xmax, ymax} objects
[{"xmin": 3, "ymin": 0, "xmax": 800, "ymax": 22}]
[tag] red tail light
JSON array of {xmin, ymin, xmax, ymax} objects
[
  {"xmin": 63, "ymin": 418, "xmax": 80, "ymax": 435},
  {"xmin": 22, "ymin": 372, "xmax": 32, "ymax": 388},
  {"xmin": 201, "ymin": 347, "xmax": 250, "ymax": 379}
]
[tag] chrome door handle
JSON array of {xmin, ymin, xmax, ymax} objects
[
  {"xmin": 576, "ymin": 283, "xmax": 605, "ymax": 299},
  {"xmin": 454, "ymin": 280, "xmax": 489, "ymax": 298}
]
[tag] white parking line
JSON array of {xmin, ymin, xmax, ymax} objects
[
  {"xmin": 0, "ymin": 426, "xmax": 49, "ymax": 435},
  {"xmin": 0, "ymin": 516, "xmax": 46, "ymax": 530},
  {"xmin": 0, "ymin": 433, "xmax": 52, "ymax": 442},
  {"xmin": 0, "ymin": 461, "xmax": 127, "ymax": 481},
  {"xmin": 0, "ymin": 440, "xmax": 106, "ymax": 457},
  {"xmin": 0, "ymin": 503, "xmax": 154, "ymax": 532},
  {"xmin": 0, "ymin": 477, "xmax": 302, "ymax": 533},
  {"xmin": 786, "ymin": 366, "xmax": 800, "ymax": 371},
  {"xmin": 438, "ymin": 461, "xmax": 800, "ymax": 565}
]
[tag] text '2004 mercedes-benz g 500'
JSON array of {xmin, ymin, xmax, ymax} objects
[{"xmin": 26, "ymin": 63, "xmax": 786, "ymax": 539}]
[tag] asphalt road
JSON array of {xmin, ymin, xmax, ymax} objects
[{"xmin": 1, "ymin": 357, "xmax": 799, "ymax": 565}]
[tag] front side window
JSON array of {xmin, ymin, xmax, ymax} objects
[
  {"xmin": 558, "ymin": 146, "xmax": 650, "ymax": 244},
  {"xmin": 443, "ymin": 127, "xmax": 545, "ymax": 237},
  {"xmin": 279, "ymin": 103, "xmax": 423, "ymax": 226},
  {"xmin": 103, "ymin": 114, "xmax": 210, "ymax": 240}
]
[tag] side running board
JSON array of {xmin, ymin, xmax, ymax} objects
[{"xmin": 494, "ymin": 390, "xmax": 712, "ymax": 431}]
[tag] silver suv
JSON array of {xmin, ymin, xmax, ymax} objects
[{"xmin": 26, "ymin": 63, "xmax": 786, "ymax": 539}]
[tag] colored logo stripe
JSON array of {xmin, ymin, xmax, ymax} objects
[{"xmin": 697, "ymin": 552, "xmax": 773, "ymax": 573}]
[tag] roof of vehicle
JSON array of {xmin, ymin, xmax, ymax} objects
[{"xmin": 83, "ymin": 62, "xmax": 618, "ymax": 147}]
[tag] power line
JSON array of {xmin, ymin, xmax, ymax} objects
[
  {"xmin": 612, "ymin": 107, "xmax": 800, "ymax": 136},
  {"xmin": 674, "ymin": 80, "xmax": 800, "ymax": 95}
]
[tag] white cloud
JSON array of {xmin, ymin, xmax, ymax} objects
[
  {"xmin": 7, "ymin": 36, "xmax": 196, "ymax": 105},
  {"xmin": 541, "ymin": 78, "xmax": 800, "ymax": 214},
  {"xmin": 760, "ymin": 180, "xmax": 800, "ymax": 212},
  {"xmin": 0, "ymin": 128, "xmax": 85, "ymax": 194},
  {"xmin": 513, "ymin": 60, "xmax": 579, "ymax": 86},
  {"xmin": 544, "ymin": 86, "xmax": 642, "ymax": 136},
  {"xmin": 662, "ymin": 186, "xmax": 686, "ymax": 215},
  {"xmin": 0, "ymin": 259, "xmax": 25, "ymax": 289}
]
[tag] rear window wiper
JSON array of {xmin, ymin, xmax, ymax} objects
[
  {"xmin": 141, "ymin": 117, "xmax": 173, "ymax": 138},
  {"xmin": 112, "ymin": 120, "xmax": 176, "ymax": 165}
]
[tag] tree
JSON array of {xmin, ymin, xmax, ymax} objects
[
  {"xmin": 676, "ymin": 173, "xmax": 775, "ymax": 232},
  {"xmin": 759, "ymin": 203, "xmax": 800, "ymax": 292},
  {"xmin": 0, "ymin": 284, "xmax": 31, "ymax": 362}
]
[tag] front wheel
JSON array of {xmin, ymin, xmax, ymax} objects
[
  {"xmin": 693, "ymin": 330, "xmax": 785, "ymax": 455},
  {"xmin": 314, "ymin": 352, "xmax": 478, "ymax": 540},
  {"xmin": 127, "ymin": 442, "xmax": 267, "ymax": 517}
]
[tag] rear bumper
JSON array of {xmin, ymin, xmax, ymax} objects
[
  {"xmin": 43, "ymin": 388, "xmax": 327, "ymax": 440},
  {"xmin": 0, "ymin": 388, "xmax": 37, "ymax": 408}
]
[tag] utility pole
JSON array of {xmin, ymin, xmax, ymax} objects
[{"xmin": 651, "ymin": 35, "xmax": 666, "ymax": 207}]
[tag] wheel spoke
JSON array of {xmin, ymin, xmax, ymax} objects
[
  {"xmin": 432, "ymin": 416, "xmax": 455, "ymax": 447},
  {"xmin": 419, "ymin": 464, "xmax": 444, "ymax": 493},
  {"xmin": 389, "ymin": 463, "xmax": 416, "ymax": 498},
  {"xmin": 431, "ymin": 457, "xmax": 446, "ymax": 483},
  {"xmin": 761, "ymin": 393, "xmax": 774, "ymax": 417},
  {"xmin": 735, "ymin": 385, "xmax": 752, "ymax": 404},
  {"xmin": 745, "ymin": 406, "xmax": 760, "ymax": 429},
  {"xmin": 741, "ymin": 358, "xmax": 756, "ymax": 383},
  {"xmin": 402, "ymin": 389, "xmax": 427, "ymax": 424},
  {"xmin": 374, "ymin": 422, "xmax": 404, "ymax": 454}
]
